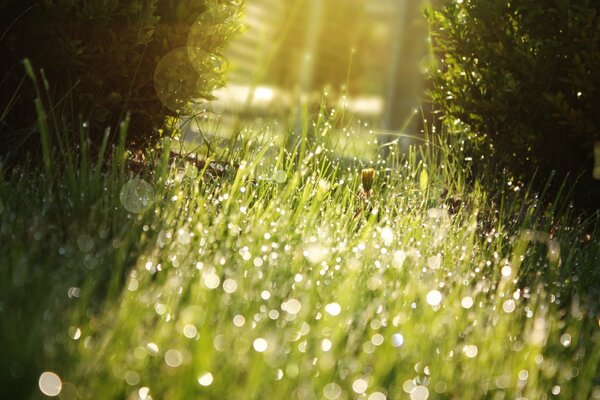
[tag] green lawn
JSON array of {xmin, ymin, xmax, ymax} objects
[{"xmin": 1, "ymin": 123, "xmax": 599, "ymax": 399}]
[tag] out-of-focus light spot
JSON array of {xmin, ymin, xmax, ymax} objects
[
  {"xmin": 39, "ymin": 372, "xmax": 62, "ymax": 397},
  {"xmin": 380, "ymin": 227, "xmax": 394, "ymax": 245},
  {"xmin": 393, "ymin": 250, "xmax": 406, "ymax": 268},
  {"xmin": 461, "ymin": 296, "xmax": 474, "ymax": 309},
  {"xmin": 165, "ymin": 349, "xmax": 183, "ymax": 367},
  {"xmin": 223, "ymin": 279, "xmax": 238, "ymax": 293},
  {"xmin": 392, "ymin": 333, "xmax": 404, "ymax": 347},
  {"xmin": 325, "ymin": 302, "xmax": 341, "ymax": 316},
  {"xmin": 503, "ymin": 299, "xmax": 516, "ymax": 313},
  {"xmin": 369, "ymin": 392, "xmax": 387, "ymax": 400},
  {"xmin": 403, "ymin": 380, "xmax": 416, "ymax": 393},
  {"xmin": 120, "ymin": 179, "xmax": 154, "ymax": 214},
  {"xmin": 146, "ymin": 342, "xmax": 159, "ymax": 354},
  {"xmin": 410, "ymin": 385, "xmax": 429, "ymax": 400},
  {"xmin": 560, "ymin": 334, "xmax": 572, "ymax": 347},
  {"xmin": 304, "ymin": 244, "xmax": 327, "ymax": 264},
  {"xmin": 426, "ymin": 290, "xmax": 442, "ymax": 306},
  {"xmin": 204, "ymin": 273, "xmax": 220, "ymax": 289},
  {"xmin": 233, "ymin": 315, "xmax": 246, "ymax": 327},
  {"xmin": 253, "ymin": 338, "xmax": 268, "ymax": 352},
  {"xmin": 282, "ymin": 299, "xmax": 302, "ymax": 315},
  {"xmin": 463, "ymin": 345, "xmax": 478, "ymax": 358},
  {"xmin": 139, "ymin": 387, "xmax": 151, "ymax": 400},
  {"xmin": 183, "ymin": 324, "xmax": 198, "ymax": 339},
  {"xmin": 352, "ymin": 378, "xmax": 368, "ymax": 394},
  {"xmin": 274, "ymin": 170, "xmax": 287, "ymax": 183},
  {"xmin": 323, "ymin": 383, "xmax": 342, "ymax": 400},
  {"xmin": 198, "ymin": 372, "xmax": 214, "ymax": 386},
  {"xmin": 371, "ymin": 333, "xmax": 384, "ymax": 346},
  {"xmin": 427, "ymin": 254, "xmax": 441, "ymax": 270}
]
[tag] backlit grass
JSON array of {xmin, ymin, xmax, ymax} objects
[{"xmin": 0, "ymin": 104, "xmax": 599, "ymax": 399}]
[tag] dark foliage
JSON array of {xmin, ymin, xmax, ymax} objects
[
  {"xmin": 0, "ymin": 0, "xmax": 242, "ymax": 159},
  {"xmin": 427, "ymin": 0, "xmax": 600, "ymax": 210}
]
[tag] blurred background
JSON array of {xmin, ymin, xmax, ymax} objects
[{"xmin": 186, "ymin": 0, "xmax": 431, "ymax": 158}]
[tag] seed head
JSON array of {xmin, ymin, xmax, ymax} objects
[{"xmin": 361, "ymin": 168, "xmax": 375, "ymax": 192}]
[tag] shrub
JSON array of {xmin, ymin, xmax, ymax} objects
[
  {"xmin": 0, "ymin": 0, "xmax": 242, "ymax": 158},
  {"xmin": 427, "ymin": 0, "xmax": 600, "ymax": 207}
]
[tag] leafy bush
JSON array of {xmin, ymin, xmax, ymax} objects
[
  {"xmin": 427, "ymin": 0, "xmax": 600, "ymax": 206},
  {"xmin": 0, "ymin": 0, "xmax": 242, "ymax": 157}
]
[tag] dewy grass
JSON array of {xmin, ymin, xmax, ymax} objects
[{"xmin": 0, "ymin": 103, "xmax": 599, "ymax": 400}]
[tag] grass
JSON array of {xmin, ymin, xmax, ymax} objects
[{"xmin": 1, "ymin": 76, "xmax": 600, "ymax": 400}]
